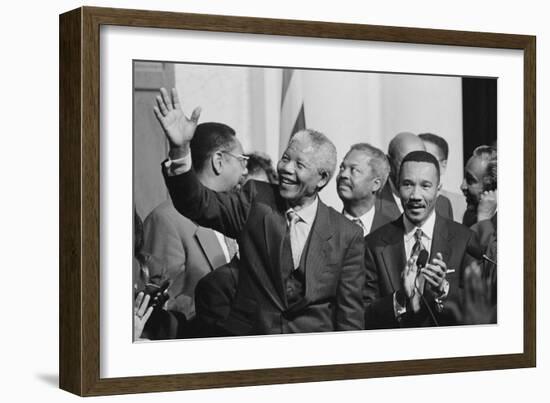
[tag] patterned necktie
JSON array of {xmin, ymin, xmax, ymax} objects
[
  {"xmin": 411, "ymin": 228, "xmax": 424, "ymax": 259},
  {"xmin": 351, "ymin": 217, "xmax": 366, "ymax": 235}
]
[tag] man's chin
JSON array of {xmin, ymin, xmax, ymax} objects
[
  {"xmin": 336, "ymin": 189, "xmax": 352, "ymax": 200},
  {"xmin": 278, "ymin": 187, "xmax": 295, "ymax": 200},
  {"xmin": 404, "ymin": 209, "xmax": 428, "ymax": 225}
]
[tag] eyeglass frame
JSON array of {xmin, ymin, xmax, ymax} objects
[{"xmin": 220, "ymin": 150, "xmax": 250, "ymax": 168}]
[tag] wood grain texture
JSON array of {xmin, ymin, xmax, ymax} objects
[
  {"xmin": 59, "ymin": 7, "xmax": 83, "ymax": 396},
  {"xmin": 523, "ymin": 38, "xmax": 536, "ymax": 367},
  {"xmin": 59, "ymin": 5, "xmax": 537, "ymax": 396}
]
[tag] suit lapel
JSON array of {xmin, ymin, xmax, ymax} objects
[
  {"xmin": 194, "ymin": 226, "xmax": 226, "ymax": 270},
  {"xmin": 378, "ymin": 181, "xmax": 401, "ymax": 220},
  {"xmin": 429, "ymin": 215, "xmax": 452, "ymax": 263},
  {"xmin": 303, "ymin": 202, "xmax": 332, "ymax": 302},
  {"xmin": 372, "ymin": 204, "xmax": 393, "ymax": 233},
  {"xmin": 262, "ymin": 210, "xmax": 288, "ymax": 310},
  {"xmin": 381, "ymin": 219, "xmax": 406, "ymax": 292}
]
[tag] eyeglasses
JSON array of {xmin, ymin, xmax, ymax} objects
[{"xmin": 222, "ymin": 151, "xmax": 249, "ymax": 168}]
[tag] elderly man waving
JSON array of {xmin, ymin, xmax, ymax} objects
[{"xmin": 153, "ymin": 88, "xmax": 365, "ymax": 335}]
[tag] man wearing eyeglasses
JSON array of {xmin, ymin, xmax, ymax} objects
[
  {"xmin": 140, "ymin": 121, "xmax": 248, "ymax": 339},
  {"xmin": 153, "ymin": 87, "xmax": 365, "ymax": 335}
]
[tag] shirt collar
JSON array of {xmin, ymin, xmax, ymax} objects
[
  {"xmin": 403, "ymin": 210, "xmax": 436, "ymax": 242},
  {"xmin": 287, "ymin": 197, "xmax": 318, "ymax": 225},
  {"xmin": 343, "ymin": 207, "xmax": 375, "ymax": 228}
]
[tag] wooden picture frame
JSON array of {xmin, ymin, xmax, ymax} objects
[{"xmin": 59, "ymin": 6, "xmax": 536, "ymax": 396}]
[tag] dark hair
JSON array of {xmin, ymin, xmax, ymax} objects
[
  {"xmin": 245, "ymin": 152, "xmax": 278, "ymax": 184},
  {"xmin": 190, "ymin": 122, "xmax": 236, "ymax": 172},
  {"xmin": 399, "ymin": 150, "xmax": 441, "ymax": 182},
  {"xmin": 419, "ymin": 132, "xmax": 449, "ymax": 160}
]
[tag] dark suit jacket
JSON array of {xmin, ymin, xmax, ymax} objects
[
  {"xmin": 471, "ymin": 214, "xmax": 497, "ymax": 306},
  {"xmin": 164, "ymin": 168, "xmax": 366, "ymax": 335},
  {"xmin": 373, "ymin": 181, "xmax": 454, "ymax": 229},
  {"xmin": 364, "ymin": 214, "xmax": 477, "ymax": 329}
]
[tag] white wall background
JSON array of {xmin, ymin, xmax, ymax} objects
[
  {"xmin": 0, "ymin": 0, "xmax": 545, "ymax": 402},
  {"xmin": 174, "ymin": 66, "xmax": 464, "ymax": 211}
]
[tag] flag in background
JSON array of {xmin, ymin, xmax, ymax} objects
[{"xmin": 279, "ymin": 69, "xmax": 306, "ymax": 155}]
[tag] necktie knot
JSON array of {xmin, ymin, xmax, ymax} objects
[
  {"xmin": 287, "ymin": 209, "xmax": 301, "ymax": 225},
  {"xmin": 410, "ymin": 228, "xmax": 425, "ymax": 259},
  {"xmin": 351, "ymin": 217, "xmax": 366, "ymax": 233}
]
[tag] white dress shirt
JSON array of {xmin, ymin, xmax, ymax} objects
[
  {"xmin": 402, "ymin": 210, "xmax": 436, "ymax": 259},
  {"xmin": 343, "ymin": 207, "xmax": 375, "ymax": 236},
  {"xmin": 286, "ymin": 197, "xmax": 319, "ymax": 269}
]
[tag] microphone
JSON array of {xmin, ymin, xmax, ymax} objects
[{"xmin": 466, "ymin": 239, "xmax": 497, "ymax": 265}]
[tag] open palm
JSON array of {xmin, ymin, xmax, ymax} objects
[{"xmin": 153, "ymin": 87, "xmax": 201, "ymax": 148}]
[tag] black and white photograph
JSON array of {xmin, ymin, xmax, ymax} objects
[{"xmin": 132, "ymin": 61, "xmax": 498, "ymax": 341}]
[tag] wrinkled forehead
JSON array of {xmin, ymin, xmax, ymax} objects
[
  {"xmin": 344, "ymin": 149, "xmax": 372, "ymax": 166},
  {"xmin": 286, "ymin": 135, "xmax": 317, "ymax": 156}
]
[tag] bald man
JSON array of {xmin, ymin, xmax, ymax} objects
[{"xmin": 373, "ymin": 132, "xmax": 453, "ymax": 227}]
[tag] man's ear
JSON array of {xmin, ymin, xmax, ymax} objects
[
  {"xmin": 211, "ymin": 151, "xmax": 224, "ymax": 175},
  {"xmin": 440, "ymin": 159, "xmax": 448, "ymax": 175},
  {"xmin": 317, "ymin": 170, "xmax": 330, "ymax": 190},
  {"xmin": 372, "ymin": 177, "xmax": 383, "ymax": 194}
]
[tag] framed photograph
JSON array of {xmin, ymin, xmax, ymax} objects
[{"xmin": 59, "ymin": 6, "xmax": 536, "ymax": 396}]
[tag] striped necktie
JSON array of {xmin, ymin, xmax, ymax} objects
[{"xmin": 410, "ymin": 228, "xmax": 424, "ymax": 259}]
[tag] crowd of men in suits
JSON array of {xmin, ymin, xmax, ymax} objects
[{"xmin": 133, "ymin": 87, "xmax": 498, "ymax": 340}]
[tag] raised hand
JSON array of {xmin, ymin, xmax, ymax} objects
[
  {"xmin": 402, "ymin": 256, "xmax": 424, "ymax": 312},
  {"xmin": 444, "ymin": 260, "xmax": 496, "ymax": 325},
  {"xmin": 421, "ymin": 252, "xmax": 448, "ymax": 295},
  {"xmin": 477, "ymin": 190, "xmax": 497, "ymax": 221},
  {"xmin": 134, "ymin": 291, "xmax": 153, "ymax": 341},
  {"xmin": 153, "ymin": 88, "xmax": 201, "ymax": 158}
]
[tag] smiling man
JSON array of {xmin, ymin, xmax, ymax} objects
[
  {"xmin": 153, "ymin": 87, "xmax": 365, "ymax": 335},
  {"xmin": 375, "ymin": 132, "xmax": 454, "ymax": 227},
  {"xmin": 363, "ymin": 151, "xmax": 478, "ymax": 329}
]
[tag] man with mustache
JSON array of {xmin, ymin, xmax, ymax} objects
[
  {"xmin": 153, "ymin": 87, "xmax": 365, "ymax": 335},
  {"xmin": 374, "ymin": 132, "xmax": 454, "ymax": 227},
  {"xmin": 364, "ymin": 150, "xmax": 478, "ymax": 329},
  {"xmin": 336, "ymin": 143, "xmax": 392, "ymax": 235}
]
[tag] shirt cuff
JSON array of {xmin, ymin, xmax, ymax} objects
[
  {"xmin": 437, "ymin": 279, "xmax": 450, "ymax": 300},
  {"xmin": 393, "ymin": 291, "xmax": 407, "ymax": 318},
  {"xmin": 163, "ymin": 153, "xmax": 192, "ymax": 176}
]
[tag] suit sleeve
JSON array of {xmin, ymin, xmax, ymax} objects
[
  {"xmin": 163, "ymin": 167, "xmax": 253, "ymax": 239},
  {"xmin": 436, "ymin": 194, "xmax": 454, "ymax": 221},
  {"xmin": 335, "ymin": 229, "xmax": 366, "ymax": 331},
  {"xmin": 471, "ymin": 218, "xmax": 496, "ymax": 251},
  {"xmin": 142, "ymin": 207, "xmax": 186, "ymax": 276},
  {"xmin": 460, "ymin": 228, "xmax": 481, "ymax": 289},
  {"xmin": 363, "ymin": 244, "xmax": 399, "ymax": 329}
]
